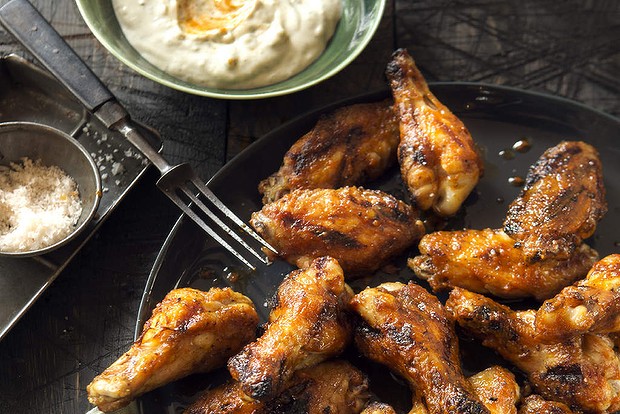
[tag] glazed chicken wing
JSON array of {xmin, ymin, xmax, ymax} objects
[
  {"xmin": 87, "ymin": 287, "xmax": 259, "ymax": 412},
  {"xmin": 251, "ymin": 186, "xmax": 425, "ymax": 277},
  {"xmin": 468, "ymin": 366, "xmax": 520, "ymax": 414},
  {"xmin": 410, "ymin": 228, "xmax": 598, "ymax": 300},
  {"xmin": 228, "ymin": 257, "xmax": 354, "ymax": 401},
  {"xmin": 518, "ymin": 395, "xmax": 574, "ymax": 414},
  {"xmin": 351, "ymin": 282, "xmax": 490, "ymax": 414},
  {"xmin": 258, "ymin": 100, "xmax": 400, "ymax": 204},
  {"xmin": 536, "ymin": 254, "xmax": 620, "ymax": 342},
  {"xmin": 447, "ymin": 287, "xmax": 620, "ymax": 413},
  {"xmin": 504, "ymin": 141, "xmax": 606, "ymax": 262},
  {"xmin": 386, "ymin": 48, "xmax": 483, "ymax": 216},
  {"xmin": 186, "ymin": 360, "xmax": 370, "ymax": 414}
]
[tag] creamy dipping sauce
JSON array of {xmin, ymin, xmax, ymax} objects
[{"xmin": 113, "ymin": 0, "xmax": 342, "ymax": 89}]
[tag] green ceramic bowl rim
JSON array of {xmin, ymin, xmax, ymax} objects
[{"xmin": 75, "ymin": 0, "xmax": 387, "ymax": 100}]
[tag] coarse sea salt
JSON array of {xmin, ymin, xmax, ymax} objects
[{"xmin": 0, "ymin": 158, "xmax": 82, "ymax": 252}]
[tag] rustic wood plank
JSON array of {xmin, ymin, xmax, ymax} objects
[
  {"xmin": 395, "ymin": 0, "xmax": 620, "ymax": 117},
  {"xmin": 0, "ymin": 0, "xmax": 618, "ymax": 413}
]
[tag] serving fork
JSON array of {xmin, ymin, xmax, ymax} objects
[{"xmin": 0, "ymin": 0, "xmax": 277, "ymax": 270}]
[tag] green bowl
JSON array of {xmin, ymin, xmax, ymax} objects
[{"xmin": 75, "ymin": 0, "xmax": 386, "ymax": 99}]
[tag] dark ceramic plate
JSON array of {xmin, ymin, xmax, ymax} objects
[{"xmin": 136, "ymin": 84, "xmax": 620, "ymax": 413}]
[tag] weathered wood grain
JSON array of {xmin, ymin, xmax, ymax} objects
[{"xmin": 0, "ymin": 0, "xmax": 617, "ymax": 413}]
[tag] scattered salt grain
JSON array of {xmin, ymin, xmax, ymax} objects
[
  {"xmin": 0, "ymin": 158, "xmax": 82, "ymax": 252},
  {"xmin": 111, "ymin": 162, "xmax": 125, "ymax": 176}
]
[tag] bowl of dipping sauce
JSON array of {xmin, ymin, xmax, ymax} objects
[
  {"xmin": 75, "ymin": 0, "xmax": 386, "ymax": 99},
  {"xmin": 0, "ymin": 122, "xmax": 101, "ymax": 257}
]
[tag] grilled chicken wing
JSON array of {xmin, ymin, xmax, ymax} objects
[
  {"xmin": 386, "ymin": 48, "xmax": 483, "ymax": 216},
  {"xmin": 504, "ymin": 141, "xmax": 606, "ymax": 262},
  {"xmin": 186, "ymin": 360, "xmax": 370, "ymax": 414},
  {"xmin": 228, "ymin": 257, "xmax": 354, "ymax": 401},
  {"xmin": 447, "ymin": 287, "xmax": 620, "ymax": 413},
  {"xmin": 87, "ymin": 287, "xmax": 259, "ymax": 412},
  {"xmin": 258, "ymin": 100, "xmax": 400, "ymax": 204},
  {"xmin": 518, "ymin": 395, "xmax": 574, "ymax": 414},
  {"xmin": 351, "ymin": 282, "xmax": 490, "ymax": 414},
  {"xmin": 468, "ymin": 366, "xmax": 520, "ymax": 414},
  {"xmin": 251, "ymin": 186, "xmax": 425, "ymax": 277},
  {"xmin": 536, "ymin": 254, "xmax": 620, "ymax": 342},
  {"xmin": 360, "ymin": 366, "xmax": 519, "ymax": 414},
  {"xmin": 410, "ymin": 228, "xmax": 598, "ymax": 300}
]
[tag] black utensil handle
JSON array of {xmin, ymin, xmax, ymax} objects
[{"xmin": 0, "ymin": 0, "xmax": 114, "ymax": 112}]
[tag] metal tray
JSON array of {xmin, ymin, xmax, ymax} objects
[{"xmin": 0, "ymin": 54, "xmax": 161, "ymax": 340}]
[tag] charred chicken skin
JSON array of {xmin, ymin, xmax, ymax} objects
[
  {"xmin": 410, "ymin": 228, "xmax": 598, "ymax": 300},
  {"xmin": 351, "ymin": 282, "xmax": 490, "ymax": 414},
  {"xmin": 386, "ymin": 48, "xmax": 483, "ymax": 216},
  {"xmin": 186, "ymin": 360, "xmax": 370, "ymax": 414},
  {"xmin": 447, "ymin": 287, "xmax": 620, "ymax": 413},
  {"xmin": 87, "ymin": 287, "xmax": 259, "ymax": 412},
  {"xmin": 503, "ymin": 141, "xmax": 606, "ymax": 262},
  {"xmin": 228, "ymin": 257, "xmax": 354, "ymax": 401},
  {"xmin": 258, "ymin": 100, "xmax": 400, "ymax": 204},
  {"xmin": 251, "ymin": 186, "xmax": 425, "ymax": 277},
  {"xmin": 535, "ymin": 254, "xmax": 620, "ymax": 342}
]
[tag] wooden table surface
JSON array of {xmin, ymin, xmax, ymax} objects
[{"xmin": 0, "ymin": 1, "xmax": 618, "ymax": 413}]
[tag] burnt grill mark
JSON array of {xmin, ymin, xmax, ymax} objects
[
  {"xmin": 398, "ymin": 142, "xmax": 427, "ymax": 167},
  {"xmin": 412, "ymin": 147, "xmax": 428, "ymax": 166},
  {"xmin": 289, "ymin": 121, "xmax": 345, "ymax": 175},
  {"xmin": 541, "ymin": 364, "xmax": 584, "ymax": 385},
  {"xmin": 280, "ymin": 211, "xmax": 298, "ymax": 228},
  {"xmin": 472, "ymin": 305, "xmax": 520, "ymax": 342},
  {"xmin": 385, "ymin": 50, "xmax": 407, "ymax": 82},
  {"xmin": 317, "ymin": 228, "xmax": 363, "ymax": 248},
  {"xmin": 290, "ymin": 143, "xmax": 329, "ymax": 176},
  {"xmin": 356, "ymin": 321, "xmax": 382, "ymax": 340},
  {"xmin": 349, "ymin": 193, "xmax": 373, "ymax": 209},
  {"xmin": 524, "ymin": 143, "xmax": 584, "ymax": 189},
  {"xmin": 449, "ymin": 391, "xmax": 489, "ymax": 414},
  {"xmin": 337, "ymin": 126, "xmax": 365, "ymax": 186},
  {"xmin": 280, "ymin": 211, "xmax": 361, "ymax": 248},
  {"xmin": 385, "ymin": 323, "xmax": 415, "ymax": 347},
  {"xmin": 248, "ymin": 377, "xmax": 274, "ymax": 400},
  {"xmin": 314, "ymin": 256, "xmax": 331, "ymax": 271}
]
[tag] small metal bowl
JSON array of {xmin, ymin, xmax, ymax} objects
[{"xmin": 0, "ymin": 122, "xmax": 101, "ymax": 257}]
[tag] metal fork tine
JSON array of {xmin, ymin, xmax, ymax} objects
[
  {"xmin": 179, "ymin": 184, "xmax": 270, "ymax": 265},
  {"xmin": 155, "ymin": 163, "xmax": 277, "ymax": 270},
  {"xmin": 163, "ymin": 188, "xmax": 256, "ymax": 271},
  {"xmin": 190, "ymin": 175, "xmax": 278, "ymax": 254}
]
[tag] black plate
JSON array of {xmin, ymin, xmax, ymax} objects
[{"xmin": 135, "ymin": 83, "xmax": 620, "ymax": 413}]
